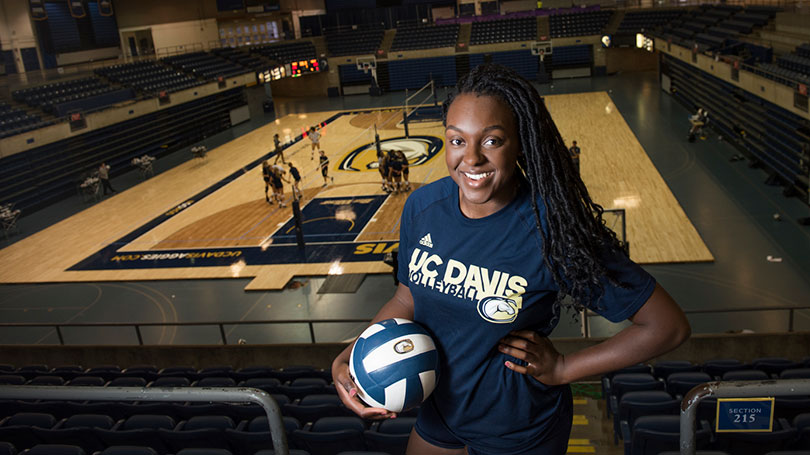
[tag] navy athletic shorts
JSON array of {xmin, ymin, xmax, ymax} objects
[{"xmin": 414, "ymin": 390, "xmax": 572, "ymax": 455}]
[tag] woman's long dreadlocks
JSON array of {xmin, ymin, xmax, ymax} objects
[{"xmin": 443, "ymin": 63, "xmax": 624, "ymax": 310}]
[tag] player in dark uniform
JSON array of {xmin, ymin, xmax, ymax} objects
[
  {"xmin": 377, "ymin": 147, "xmax": 389, "ymax": 192},
  {"xmin": 270, "ymin": 166, "xmax": 289, "ymax": 208},
  {"xmin": 319, "ymin": 150, "xmax": 331, "ymax": 186},
  {"xmin": 397, "ymin": 149, "xmax": 411, "ymax": 191},
  {"xmin": 273, "ymin": 133, "xmax": 285, "ymax": 164},
  {"xmin": 288, "ymin": 161, "xmax": 302, "ymax": 200},
  {"xmin": 332, "ymin": 64, "xmax": 690, "ymax": 455},
  {"xmin": 387, "ymin": 151, "xmax": 404, "ymax": 193},
  {"xmin": 261, "ymin": 161, "xmax": 272, "ymax": 203}
]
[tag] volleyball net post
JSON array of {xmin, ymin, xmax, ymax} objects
[{"xmin": 402, "ymin": 79, "xmax": 438, "ymax": 138}]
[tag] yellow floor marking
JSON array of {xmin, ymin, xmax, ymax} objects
[
  {"xmin": 573, "ymin": 398, "xmax": 588, "ymax": 405},
  {"xmin": 568, "ymin": 439, "xmax": 591, "ymax": 445},
  {"xmin": 566, "ymin": 446, "xmax": 596, "ymax": 453},
  {"xmin": 572, "ymin": 415, "xmax": 589, "ymax": 425}
]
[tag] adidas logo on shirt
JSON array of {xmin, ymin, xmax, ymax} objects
[{"xmin": 419, "ymin": 233, "xmax": 433, "ymax": 248}]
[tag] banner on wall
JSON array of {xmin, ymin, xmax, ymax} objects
[
  {"xmin": 99, "ymin": 0, "xmax": 114, "ymax": 16},
  {"xmin": 30, "ymin": 0, "xmax": 47, "ymax": 20},
  {"xmin": 68, "ymin": 0, "xmax": 87, "ymax": 18}
]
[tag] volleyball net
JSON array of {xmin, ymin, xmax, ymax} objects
[{"xmin": 402, "ymin": 80, "xmax": 442, "ymax": 136}]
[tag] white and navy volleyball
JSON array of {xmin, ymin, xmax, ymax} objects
[{"xmin": 349, "ymin": 318, "xmax": 439, "ymax": 412}]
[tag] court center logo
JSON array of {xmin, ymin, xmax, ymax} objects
[{"xmin": 338, "ymin": 135, "xmax": 443, "ymax": 172}]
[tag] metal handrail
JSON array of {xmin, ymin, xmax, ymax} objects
[
  {"xmin": 0, "ymin": 385, "xmax": 288, "ymax": 455},
  {"xmin": 680, "ymin": 379, "xmax": 810, "ymax": 454}
]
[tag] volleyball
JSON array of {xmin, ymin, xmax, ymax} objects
[{"xmin": 349, "ymin": 318, "xmax": 439, "ymax": 412}]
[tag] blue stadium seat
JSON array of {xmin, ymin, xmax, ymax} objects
[
  {"xmin": 253, "ymin": 450, "xmax": 310, "ymax": 455},
  {"xmin": 722, "ymin": 369, "xmax": 769, "ymax": 381},
  {"xmin": 780, "ymin": 368, "xmax": 810, "ymax": 379},
  {"xmin": 107, "ymin": 377, "xmax": 147, "ymax": 387},
  {"xmin": 239, "ymin": 378, "xmax": 283, "ymax": 394},
  {"xmin": 714, "ymin": 417, "xmax": 797, "ymax": 454},
  {"xmin": 27, "ymin": 376, "xmax": 65, "ymax": 386},
  {"xmin": 363, "ymin": 416, "xmax": 415, "ymax": 455},
  {"xmin": 274, "ymin": 366, "xmax": 328, "ymax": 383},
  {"xmin": 702, "ymin": 359, "xmax": 749, "ymax": 379},
  {"xmin": 66, "ymin": 376, "xmax": 105, "ymax": 387},
  {"xmin": 233, "ymin": 366, "xmax": 277, "ymax": 381},
  {"xmin": 84, "ymin": 365, "xmax": 122, "ymax": 381},
  {"xmin": 282, "ymin": 394, "xmax": 347, "ymax": 423},
  {"xmin": 279, "ymin": 378, "xmax": 333, "ymax": 400},
  {"xmin": 666, "ymin": 371, "xmax": 712, "ymax": 398},
  {"xmin": 159, "ymin": 415, "xmax": 236, "ymax": 454},
  {"xmin": 50, "ymin": 366, "xmax": 84, "ymax": 381},
  {"xmin": 0, "ymin": 376, "xmax": 26, "ymax": 385},
  {"xmin": 291, "ymin": 416, "xmax": 366, "ymax": 455},
  {"xmin": 653, "ymin": 360, "xmax": 701, "ymax": 380},
  {"xmin": 225, "ymin": 415, "xmax": 301, "ymax": 455},
  {"xmin": 96, "ymin": 414, "xmax": 176, "ymax": 454},
  {"xmin": 98, "ymin": 447, "xmax": 158, "ymax": 455},
  {"xmin": 793, "ymin": 413, "xmax": 810, "ymax": 450},
  {"xmin": 158, "ymin": 366, "xmax": 197, "ymax": 379},
  {"xmin": 196, "ymin": 366, "xmax": 234, "ymax": 378},
  {"xmin": 33, "ymin": 413, "xmax": 114, "ymax": 452},
  {"xmin": 614, "ymin": 391, "xmax": 679, "ymax": 444},
  {"xmin": 20, "ymin": 444, "xmax": 85, "ymax": 455},
  {"xmin": 752, "ymin": 358, "xmax": 802, "ymax": 377},
  {"xmin": 14, "ymin": 366, "xmax": 49, "ymax": 381},
  {"xmin": 0, "ymin": 413, "xmax": 57, "ymax": 451},
  {"xmin": 608, "ymin": 374, "xmax": 664, "ymax": 417},
  {"xmin": 149, "ymin": 377, "xmax": 190, "ymax": 387},
  {"xmin": 193, "ymin": 377, "xmax": 236, "ymax": 388},
  {"xmin": 174, "ymin": 449, "xmax": 233, "ymax": 455},
  {"xmin": 623, "ymin": 415, "xmax": 711, "ymax": 455}
]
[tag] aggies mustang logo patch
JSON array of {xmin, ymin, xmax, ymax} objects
[{"xmin": 337, "ymin": 136, "xmax": 443, "ymax": 172}]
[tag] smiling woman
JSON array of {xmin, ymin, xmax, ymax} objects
[{"xmin": 332, "ymin": 64, "xmax": 691, "ymax": 455}]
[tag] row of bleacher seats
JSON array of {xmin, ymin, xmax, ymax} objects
[
  {"xmin": 210, "ymin": 48, "xmax": 265, "ymax": 73},
  {"xmin": 11, "ymin": 77, "xmax": 130, "ymax": 116},
  {"xmin": 390, "ymin": 24, "xmax": 459, "ymax": 52},
  {"xmin": 325, "ymin": 27, "xmax": 384, "ymax": 57},
  {"xmin": 0, "ymin": 411, "xmax": 413, "ymax": 455},
  {"xmin": 0, "ymin": 87, "xmax": 242, "ymax": 213},
  {"xmin": 549, "ymin": 10, "xmax": 612, "ymax": 39},
  {"xmin": 470, "ymin": 17, "xmax": 536, "ymax": 45},
  {"xmin": 95, "ymin": 62, "xmax": 203, "ymax": 95},
  {"xmin": 0, "ymin": 365, "xmax": 330, "ymax": 384},
  {"xmin": 665, "ymin": 53, "xmax": 809, "ymax": 190},
  {"xmin": 603, "ymin": 359, "xmax": 810, "ymax": 454},
  {"xmin": 0, "ymin": 102, "xmax": 51, "ymax": 140},
  {"xmin": 161, "ymin": 52, "xmax": 250, "ymax": 81},
  {"xmin": 248, "ymin": 42, "xmax": 316, "ymax": 65},
  {"xmin": 616, "ymin": 9, "xmax": 686, "ymax": 34},
  {"xmin": 656, "ymin": 5, "xmax": 780, "ymax": 54},
  {"xmin": 622, "ymin": 413, "xmax": 809, "ymax": 454}
]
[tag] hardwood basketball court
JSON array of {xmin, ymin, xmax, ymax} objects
[{"xmin": 0, "ymin": 92, "xmax": 713, "ymax": 291}]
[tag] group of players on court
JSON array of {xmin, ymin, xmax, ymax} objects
[
  {"xmin": 262, "ymin": 124, "xmax": 413, "ymax": 207},
  {"xmin": 377, "ymin": 147, "xmax": 411, "ymax": 194},
  {"xmin": 261, "ymin": 126, "xmax": 334, "ymax": 208}
]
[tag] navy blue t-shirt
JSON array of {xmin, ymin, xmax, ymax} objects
[{"xmin": 397, "ymin": 177, "xmax": 655, "ymax": 452}]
